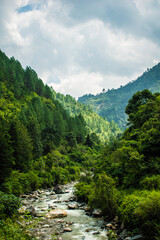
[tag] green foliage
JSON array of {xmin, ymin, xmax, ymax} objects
[
  {"xmin": 1, "ymin": 171, "xmax": 41, "ymax": 195},
  {"xmin": 0, "ymin": 192, "xmax": 20, "ymax": 218},
  {"xmin": 0, "ymin": 50, "xmax": 91, "ymax": 190},
  {"xmin": 0, "ymin": 117, "xmax": 14, "ymax": 183},
  {"xmin": 118, "ymin": 193, "xmax": 144, "ymax": 229},
  {"xmin": 134, "ymin": 191, "xmax": 160, "ymax": 239},
  {"xmin": 78, "ymin": 63, "xmax": 160, "ymax": 128},
  {"xmin": 54, "ymin": 91, "xmax": 121, "ymax": 142},
  {"xmin": 140, "ymin": 175, "xmax": 160, "ymax": 190},
  {"xmin": 89, "ymin": 173, "xmax": 119, "ymax": 217},
  {"xmin": 1, "ymin": 49, "xmax": 160, "ymax": 240},
  {"xmin": 75, "ymin": 182, "xmax": 92, "ymax": 202},
  {"xmin": 9, "ymin": 121, "xmax": 33, "ymax": 172},
  {"xmin": 119, "ymin": 191, "xmax": 160, "ymax": 240},
  {"xmin": 0, "ymin": 218, "xmax": 32, "ymax": 240}
]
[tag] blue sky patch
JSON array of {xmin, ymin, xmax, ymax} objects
[{"xmin": 17, "ymin": 4, "xmax": 34, "ymax": 13}]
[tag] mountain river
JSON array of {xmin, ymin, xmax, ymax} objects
[{"xmin": 28, "ymin": 182, "xmax": 108, "ymax": 239}]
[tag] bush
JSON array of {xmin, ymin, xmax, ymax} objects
[
  {"xmin": 89, "ymin": 173, "xmax": 120, "ymax": 217},
  {"xmin": 26, "ymin": 171, "xmax": 41, "ymax": 190},
  {"xmin": 0, "ymin": 192, "xmax": 21, "ymax": 218},
  {"xmin": 118, "ymin": 191, "xmax": 160, "ymax": 240},
  {"xmin": 2, "ymin": 171, "xmax": 41, "ymax": 195},
  {"xmin": 140, "ymin": 175, "xmax": 160, "ymax": 190},
  {"xmin": 118, "ymin": 193, "xmax": 143, "ymax": 229},
  {"xmin": 0, "ymin": 218, "xmax": 32, "ymax": 239},
  {"xmin": 75, "ymin": 182, "xmax": 92, "ymax": 202},
  {"xmin": 1, "ymin": 171, "xmax": 30, "ymax": 195},
  {"xmin": 38, "ymin": 171, "xmax": 53, "ymax": 188},
  {"xmin": 135, "ymin": 191, "xmax": 160, "ymax": 240}
]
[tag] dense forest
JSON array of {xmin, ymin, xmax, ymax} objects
[
  {"xmin": 0, "ymin": 50, "xmax": 103, "ymax": 238},
  {"xmin": 54, "ymin": 91, "xmax": 121, "ymax": 142},
  {"xmin": 78, "ymin": 63, "xmax": 160, "ymax": 128},
  {"xmin": 76, "ymin": 89, "xmax": 160, "ymax": 240},
  {"xmin": 0, "ymin": 50, "xmax": 160, "ymax": 240}
]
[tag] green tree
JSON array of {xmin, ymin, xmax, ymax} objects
[
  {"xmin": 125, "ymin": 89, "xmax": 154, "ymax": 126},
  {"xmin": 0, "ymin": 118, "xmax": 14, "ymax": 183},
  {"xmin": 89, "ymin": 173, "xmax": 119, "ymax": 217},
  {"xmin": 9, "ymin": 121, "xmax": 33, "ymax": 172}
]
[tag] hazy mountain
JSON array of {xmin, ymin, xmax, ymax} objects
[{"xmin": 78, "ymin": 63, "xmax": 160, "ymax": 128}]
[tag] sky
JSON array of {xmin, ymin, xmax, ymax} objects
[{"xmin": 1, "ymin": 0, "xmax": 160, "ymax": 98}]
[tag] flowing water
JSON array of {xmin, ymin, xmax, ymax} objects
[{"xmin": 32, "ymin": 183, "xmax": 108, "ymax": 239}]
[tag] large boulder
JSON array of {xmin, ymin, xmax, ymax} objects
[{"xmin": 45, "ymin": 210, "xmax": 67, "ymax": 219}]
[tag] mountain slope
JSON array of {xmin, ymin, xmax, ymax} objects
[
  {"xmin": 0, "ymin": 49, "xmax": 92, "ymax": 187},
  {"xmin": 53, "ymin": 92, "xmax": 121, "ymax": 142},
  {"xmin": 78, "ymin": 63, "xmax": 160, "ymax": 128}
]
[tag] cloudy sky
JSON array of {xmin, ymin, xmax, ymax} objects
[{"xmin": 1, "ymin": 0, "xmax": 160, "ymax": 98}]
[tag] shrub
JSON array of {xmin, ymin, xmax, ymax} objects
[
  {"xmin": 0, "ymin": 218, "xmax": 32, "ymax": 239},
  {"xmin": 1, "ymin": 171, "xmax": 30, "ymax": 195},
  {"xmin": 140, "ymin": 175, "xmax": 160, "ymax": 190},
  {"xmin": 118, "ymin": 191, "xmax": 160, "ymax": 240},
  {"xmin": 0, "ymin": 192, "xmax": 21, "ymax": 218},
  {"xmin": 89, "ymin": 173, "xmax": 120, "ymax": 217},
  {"xmin": 26, "ymin": 171, "xmax": 40, "ymax": 190},
  {"xmin": 38, "ymin": 171, "xmax": 53, "ymax": 188},
  {"xmin": 134, "ymin": 191, "xmax": 160, "ymax": 240},
  {"xmin": 118, "ymin": 193, "xmax": 143, "ymax": 229},
  {"xmin": 75, "ymin": 182, "xmax": 92, "ymax": 202}
]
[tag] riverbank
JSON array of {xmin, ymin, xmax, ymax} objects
[
  {"xmin": 18, "ymin": 182, "xmax": 107, "ymax": 239},
  {"xmin": 18, "ymin": 183, "xmax": 144, "ymax": 240}
]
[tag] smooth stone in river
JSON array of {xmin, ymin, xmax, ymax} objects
[{"xmin": 45, "ymin": 210, "xmax": 67, "ymax": 219}]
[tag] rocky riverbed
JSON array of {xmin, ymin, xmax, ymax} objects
[{"xmin": 18, "ymin": 183, "xmax": 144, "ymax": 240}]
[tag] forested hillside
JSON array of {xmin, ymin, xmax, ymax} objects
[
  {"xmin": 78, "ymin": 63, "xmax": 160, "ymax": 128},
  {"xmin": 0, "ymin": 49, "xmax": 103, "ymax": 192},
  {"xmin": 1, "ymin": 50, "xmax": 160, "ymax": 240},
  {"xmin": 76, "ymin": 89, "xmax": 160, "ymax": 240},
  {"xmin": 54, "ymin": 92, "xmax": 121, "ymax": 142}
]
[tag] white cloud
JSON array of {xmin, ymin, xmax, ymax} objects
[
  {"xmin": 49, "ymin": 71, "xmax": 103, "ymax": 98},
  {"xmin": 0, "ymin": 0, "xmax": 160, "ymax": 98}
]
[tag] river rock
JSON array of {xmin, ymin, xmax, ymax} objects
[
  {"xmin": 84, "ymin": 206, "xmax": 91, "ymax": 211},
  {"xmin": 93, "ymin": 231, "xmax": 100, "ymax": 235},
  {"xmin": 42, "ymin": 224, "xmax": 50, "ymax": 228},
  {"xmin": 53, "ymin": 200, "xmax": 62, "ymax": 203},
  {"xmin": 27, "ymin": 205, "xmax": 37, "ymax": 216},
  {"xmin": 45, "ymin": 210, "xmax": 67, "ymax": 218},
  {"xmin": 48, "ymin": 204, "xmax": 56, "ymax": 210},
  {"xmin": 54, "ymin": 185, "xmax": 64, "ymax": 194},
  {"xmin": 68, "ymin": 196, "xmax": 76, "ymax": 201},
  {"xmin": 63, "ymin": 227, "xmax": 72, "ymax": 232},
  {"xmin": 37, "ymin": 189, "xmax": 44, "ymax": 194},
  {"xmin": 68, "ymin": 203, "xmax": 78, "ymax": 209},
  {"xmin": 21, "ymin": 194, "xmax": 28, "ymax": 198},
  {"xmin": 85, "ymin": 228, "xmax": 97, "ymax": 232},
  {"xmin": 57, "ymin": 219, "xmax": 65, "ymax": 223},
  {"xmin": 130, "ymin": 234, "xmax": 145, "ymax": 240},
  {"xmin": 50, "ymin": 191, "xmax": 56, "ymax": 195},
  {"xmin": 92, "ymin": 209, "xmax": 102, "ymax": 217},
  {"xmin": 106, "ymin": 223, "xmax": 114, "ymax": 229}
]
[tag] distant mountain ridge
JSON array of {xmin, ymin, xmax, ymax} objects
[
  {"xmin": 78, "ymin": 63, "xmax": 160, "ymax": 128},
  {"xmin": 53, "ymin": 92, "xmax": 121, "ymax": 143}
]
